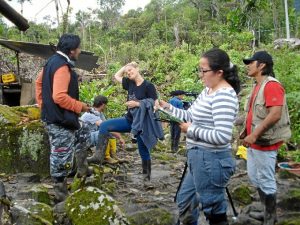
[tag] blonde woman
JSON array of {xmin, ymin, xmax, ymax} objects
[{"xmin": 89, "ymin": 62, "xmax": 162, "ymax": 183}]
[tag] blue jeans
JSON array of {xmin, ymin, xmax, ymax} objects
[
  {"xmin": 247, "ymin": 148, "xmax": 277, "ymax": 194},
  {"xmin": 176, "ymin": 146, "xmax": 236, "ymax": 224},
  {"xmin": 98, "ymin": 117, "xmax": 151, "ymax": 160}
]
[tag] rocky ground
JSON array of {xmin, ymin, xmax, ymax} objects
[{"xmin": 1, "ymin": 136, "xmax": 300, "ymax": 225}]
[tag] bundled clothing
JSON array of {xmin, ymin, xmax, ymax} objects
[{"xmin": 130, "ymin": 98, "xmax": 164, "ymax": 150}]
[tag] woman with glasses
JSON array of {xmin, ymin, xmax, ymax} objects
[{"xmin": 159, "ymin": 48, "xmax": 240, "ymax": 225}]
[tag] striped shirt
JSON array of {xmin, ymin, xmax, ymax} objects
[{"xmin": 170, "ymin": 87, "xmax": 239, "ymax": 149}]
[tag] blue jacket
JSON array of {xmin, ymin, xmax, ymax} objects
[
  {"xmin": 130, "ymin": 99, "xmax": 164, "ymax": 150},
  {"xmin": 169, "ymin": 96, "xmax": 183, "ymax": 109}
]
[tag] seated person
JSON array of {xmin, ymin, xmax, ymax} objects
[{"xmin": 81, "ymin": 95, "xmax": 125, "ymax": 164}]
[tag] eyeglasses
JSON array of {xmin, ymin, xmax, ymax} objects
[{"xmin": 198, "ymin": 68, "xmax": 213, "ymax": 74}]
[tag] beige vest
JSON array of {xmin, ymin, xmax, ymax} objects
[{"xmin": 245, "ymin": 76, "xmax": 291, "ymax": 146}]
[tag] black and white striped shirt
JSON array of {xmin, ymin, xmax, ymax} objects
[{"xmin": 170, "ymin": 87, "xmax": 239, "ymax": 149}]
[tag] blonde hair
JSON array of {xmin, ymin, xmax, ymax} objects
[{"xmin": 126, "ymin": 61, "xmax": 139, "ymax": 68}]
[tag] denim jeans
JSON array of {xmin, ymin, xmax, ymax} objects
[
  {"xmin": 176, "ymin": 146, "xmax": 236, "ymax": 224},
  {"xmin": 247, "ymin": 147, "xmax": 277, "ymax": 195},
  {"xmin": 98, "ymin": 117, "xmax": 151, "ymax": 160}
]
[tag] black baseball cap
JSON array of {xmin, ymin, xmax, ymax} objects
[
  {"xmin": 170, "ymin": 90, "xmax": 185, "ymax": 96},
  {"xmin": 243, "ymin": 51, "xmax": 273, "ymax": 65}
]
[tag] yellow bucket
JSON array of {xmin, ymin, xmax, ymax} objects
[{"xmin": 1, "ymin": 73, "xmax": 16, "ymax": 84}]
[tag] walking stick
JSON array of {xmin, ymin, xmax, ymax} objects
[
  {"xmin": 174, "ymin": 161, "xmax": 188, "ymax": 202},
  {"xmin": 174, "ymin": 161, "xmax": 188, "ymax": 225},
  {"xmin": 226, "ymin": 187, "xmax": 238, "ymax": 219}
]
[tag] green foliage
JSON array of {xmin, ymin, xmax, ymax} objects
[{"xmin": 79, "ymin": 78, "xmax": 126, "ymax": 118}]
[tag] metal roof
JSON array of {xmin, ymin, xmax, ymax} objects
[{"xmin": 0, "ymin": 39, "xmax": 99, "ymax": 71}]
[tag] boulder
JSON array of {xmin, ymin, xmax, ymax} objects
[
  {"xmin": 128, "ymin": 208, "xmax": 176, "ymax": 225},
  {"xmin": 0, "ymin": 105, "xmax": 49, "ymax": 176},
  {"xmin": 17, "ymin": 184, "xmax": 51, "ymax": 205},
  {"xmin": 232, "ymin": 184, "xmax": 253, "ymax": 205},
  {"xmin": 65, "ymin": 186, "xmax": 129, "ymax": 225},
  {"xmin": 274, "ymin": 38, "xmax": 300, "ymax": 49},
  {"xmin": 278, "ymin": 188, "xmax": 300, "ymax": 211},
  {"xmin": 11, "ymin": 200, "xmax": 53, "ymax": 225}
]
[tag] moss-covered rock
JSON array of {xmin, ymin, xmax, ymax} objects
[
  {"xmin": 278, "ymin": 218, "xmax": 300, "ymax": 225},
  {"xmin": 128, "ymin": 208, "xmax": 175, "ymax": 225},
  {"xmin": 17, "ymin": 184, "xmax": 51, "ymax": 205},
  {"xmin": 152, "ymin": 152, "xmax": 176, "ymax": 161},
  {"xmin": 65, "ymin": 186, "xmax": 129, "ymax": 225},
  {"xmin": 11, "ymin": 200, "xmax": 53, "ymax": 225},
  {"xmin": 0, "ymin": 105, "xmax": 49, "ymax": 176},
  {"xmin": 278, "ymin": 169, "xmax": 299, "ymax": 179},
  {"xmin": 29, "ymin": 185, "xmax": 51, "ymax": 205},
  {"xmin": 232, "ymin": 184, "xmax": 253, "ymax": 205},
  {"xmin": 278, "ymin": 189, "xmax": 300, "ymax": 211}
]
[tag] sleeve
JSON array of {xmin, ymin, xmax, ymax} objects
[
  {"xmin": 35, "ymin": 69, "xmax": 43, "ymax": 108},
  {"xmin": 186, "ymin": 91, "xmax": 238, "ymax": 145},
  {"xmin": 264, "ymin": 82, "xmax": 285, "ymax": 107},
  {"xmin": 122, "ymin": 77, "xmax": 130, "ymax": 90},
  {"xmin": 146, "ymin": 82, "xmax": 158, "ymax": 100},
  {"xmin": 52, "ymin": 65, "xmax": 83, "ymax": 114},
  {"xmin": 178, "ymin": 100, "xmax": 184, "ymax": 109},
  {"xmin": 81, "ymin": 112, "xmax": 101, "ymax": 124}
]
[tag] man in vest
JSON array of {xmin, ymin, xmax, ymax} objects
[
  {"xmin": 241, "ymin": 51, "xmax": 291, "ymax": 225},
  {"xmin": 35, "ymin": 34, "xmax": 91, "ymax": 202}
]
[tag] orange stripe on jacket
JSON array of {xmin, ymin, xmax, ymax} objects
[{"xmin": 35, "ymin": 65, "xmax": 83, "ymax": 114}]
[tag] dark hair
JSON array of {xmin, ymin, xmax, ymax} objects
[
  {"xmin": 202, "ymin": 48, "xmax": 241, "ymax": 94},
  {"xmin": 57, "ymin": 34, "xmax": 81, "ymax": 55},
  {"xmin": 93, "ymin": 95, "xmax": 108, "ymax": 108},
  {"xmin": 256, "ymin": 61, "xmax": 276, "ymax": 78}
]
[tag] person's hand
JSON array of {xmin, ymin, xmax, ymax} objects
[
  {"xmin": 81, "ymin": 103, "xmax": 91, "ymax": 112},
  {"xmin": 179, "ymin": 122, "xmax": 192, "ymax": 133},
  {"xmin": 119, "ymin": 137, "xmax": 125, "ymax": 149},
  {"xmin": 159, "ymin": 100, "xmax": 170, "ymax": 110},
  {"xmin": 125, "ymin": 101, "xmax": 140, "ymax": 108},
  {"xmin": 243, "ymin": 133, "xmax": 258, "ymax": 147}
]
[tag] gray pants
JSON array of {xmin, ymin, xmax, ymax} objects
[
  {"xmin": 45, "ymin": 123, "xmax": 91, "ymax": 178},
  {"xmin": 247, "ymin": 148, "xmax": 277, "ymax": 195}
]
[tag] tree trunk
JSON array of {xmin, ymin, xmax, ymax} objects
[
  {"xmin": 173, "ymin": 23, "xmax": 180, "ymax": 47},
  {"xmin": 271, "ymin": 0, "xmax": 279, "ymax": 38}
]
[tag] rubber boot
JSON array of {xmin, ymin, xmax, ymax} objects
[
  {"xmin": 87, "ymin": 133, "xmax": 109, "ymax": 165},
  {"xmin": 206, "ymin": 213, "xmax": 228, "ymax": 225},
  {"xmin": 103, "ymin": 139, "xmax": 118, "ymax": 164},
  {"xmin": 264, "ymin": 193, "xmax": 277, "ymax": 225},
  {"xmin": 53, "ymin": 177, "xmax": 68, "ymax": 203},
  {"xmin": 142, "ymin": 159, "xmax": 147, "ymax": 175},
  {"xmin": 110, "ymin": 139, "xmax": 126, "ymax": 162},
  {"xmin": 75, "ymin": 149, "xmax": 93, "ymax": 177},
  {"xmin": 249, "ymin": 188, "xmax": 265, "ymax": 221},
  {"xmin": 143, "ymin": 159, "xmax": 153, "ymax": 188},
  {"xmin": 142, "ymin": 159, "xmax": 151, "ymax": 181}
]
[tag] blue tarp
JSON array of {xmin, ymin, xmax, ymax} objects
[{"xmin": 295, "ymin": 0, "xmax": 300, "ymax": 12}]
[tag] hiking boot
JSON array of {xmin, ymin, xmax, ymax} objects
[
  {"xmin": 87, "ymin": 133, "xmax": 109, "ymax": 165},
  {"xmin": 104, "ymin": 157, "xmax": 118, "ymax": 164},
  {"xmin": 53, "ymin": 177, "xmax": 68, "ymax": 203}
]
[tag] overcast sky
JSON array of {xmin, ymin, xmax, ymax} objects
[{"xmin": 4, "ymin": 0, "xmax": 151, "ymax": 25}]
